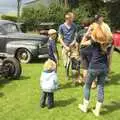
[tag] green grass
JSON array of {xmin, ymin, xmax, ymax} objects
[{"xmin": 0, "ymin": 49, "xmax": 120, "ymax": 120}]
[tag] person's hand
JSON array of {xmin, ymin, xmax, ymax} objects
[
  {"xmin": 69, "ymin": 42, "xmax": 75, "ymax": 48},
  {"xmin": 86, "ymin": 40, "xmax": 91, "ymax": 45},
  {"xmin": 65, "ymin": 46, "xmax": 70, "ymax": 51},
  {"xmin": 81, "ymin": 40, "xmax": 91, "ymax": 46}
]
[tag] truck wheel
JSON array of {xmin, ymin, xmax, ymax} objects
[
  {"xmin": 2, "ymin": 57, "xmax": 22, "ymax": 79},
  {"xmin": 16, "ymin": 48, "xmax": 32, "ymax": 63}
]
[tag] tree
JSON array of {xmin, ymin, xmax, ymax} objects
[
  {"xmin": 68, "ymin": 0, "xmax": 79, "ymax": 8},
  {"xmin": 102, "ymin": 0, "xmax": 119, "ymax": 2},
  {"xmin": 59, "ymin": 0, "xmax": 79, "ymax": 8},
  {"xmin": 17, "ymin": 0, "xmax": 22, "ymax": 22}
]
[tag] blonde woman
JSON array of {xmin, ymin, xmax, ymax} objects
[{"xmin": 79, "ymin": 15, "xmax": 112, "ymax": 116}]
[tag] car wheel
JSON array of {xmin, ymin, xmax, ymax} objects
[
  {"xmin": 2, "ymin": 57, "xmax": 22, "ymax": 79},
  {"xmin": 16, "ymin": 48, "xmax": 32, "ymax": 64}
]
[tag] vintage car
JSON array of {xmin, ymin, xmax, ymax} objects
[
  {"xmin": 0, "ymin": 20, "xmax": 49, "ymax": 63},
  {"xmin": 39, "ymin": 22, "xmax": 57, "ymax": 36}
]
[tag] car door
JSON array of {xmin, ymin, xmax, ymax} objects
[
  {"xmin": 0, "ymin": 26, "xmax": 6, "ymax": 52},
  {"xmin": 1, "ymin": 23, "xmax": 20, "ymax": 52}
]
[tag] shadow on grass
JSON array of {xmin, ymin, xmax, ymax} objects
[
  {"xmin": 0, "ymin": 92, "xmax": 4, "ymax": 97},
  {"xmin": 19, "ymin": 76, "xmax": 31, "ymax": 80},
  {"xmin": 30, "ymin": 58, "xmax": 47, "ymax": 64},
  {"xmin": 60, "ymin": 82, "xmax": 75, "ymax": 89},
  {"xmin": 55, "ymin": 98, "xmax": 76, "ymax": 107},
  {"xmin": 61, "ymin": 81, "xmax": 83, "ymax": 89},
  {"xmin": 102, "ymin": 101, "xmax": 120, "ymax": 115},
  {"xmin": 0, "ymin": 76, "xmax": 30, "ymax": 89},
  {"xmin": 106, "ymin": 72, "xmax": 120, "ymax": 86}
]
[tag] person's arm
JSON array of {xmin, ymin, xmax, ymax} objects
[
  {"xmin": 106, "ymin": 24, "xmax": 113, "ymax": 43},
  {"xmin": 58, "ymin": 25, "xmax": 70, "ymax": 51},
  {"xmin": 69, "ymin": 24, "xmax": 78, "ymax": 47},
  {"xmin": 80, "ymin": 25, "xmax": 93, "ymax": 46},
  {"xmin": 53, "ymin": 74, "xmax": 59, "ymax": 89},
  {"xmin": 106, "ymin": 24, "xmax": 112, "ymax": 37},
  {"xmin": 81, "ymin": 39, "xmax": 91, "ymax": 46},
  {"xmin": 51, "ymin": 41, "xmax": 58, "ymax": 62},
  {"xmin": 58, "ymin": 34, "xmax": 70, "ymax": 51},
  {"xmin": 69, "ymin": 32, "xmax": 77, "ymax": 47}
]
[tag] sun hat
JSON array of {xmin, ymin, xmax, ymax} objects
[{"xmin": 48, "ymin": 29, "xmax": 57, "ymax": 35}]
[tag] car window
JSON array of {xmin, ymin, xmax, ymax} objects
[
  {"xmin": 0, "ymin": 27, "xmax": 3, "ymax": 35},
  {"xmin": 3, "ymin": 23, "xmax": 19, "ymax": 33}
]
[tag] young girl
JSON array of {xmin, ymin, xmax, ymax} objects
[{"xmin": 40, "ymin": 59, "xmax": 58, "ymax": 109}]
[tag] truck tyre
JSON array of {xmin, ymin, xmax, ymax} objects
[{"xmin": 2, "ymin": 57, "xmax": 22, "ymax": 79}]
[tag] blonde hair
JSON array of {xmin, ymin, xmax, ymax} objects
[
  {"xmin": 91, "ymin": 23, "xmax": 111, "ymax": 53},
  {"xmin": 44, "ymin": 59, "xmax": 56, "ymax": 71},
  {"xmin": 48, "ymin": 29, "xmax": 57, "ymax": 40},
  {"xmin": 65, "ymin": 12, "xmax": 75, "ymax": 20},
  {"xmin": 48, "ymin": 29, "xmax": 57, "ymax": 35},
  {"xmin": 91, "ymin": 23, "xmax": 108, "ymax": 44}
]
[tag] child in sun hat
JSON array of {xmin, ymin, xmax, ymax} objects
[
  {"xmin": 40, "ymin": 59, "xmax": 58, "ymax": 109},
  {"xmin": 48, "ymin": 29, "xmax": 59, "ymax": 64}
]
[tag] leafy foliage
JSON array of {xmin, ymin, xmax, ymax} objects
[
  {"xmin": 107, "ymin": 0, "xmax": 120, "ymax": 29},
  {"xmin": 21, "ymin": 0, "xmax": 120, "ymax": 31},
  {"xmin": 22, "ymin": 3, "xmax": 49, "ymax": 31},
  {"xmin": 1, "ymin": 15, "xmax": 17, "ymax": 22},
  {"xmin": 21, "ymin": 2, "xmax": 69, "ymax": 31}
]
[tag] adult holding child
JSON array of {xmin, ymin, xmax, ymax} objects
[
  {"xmin": 80, "ymin": 15, "xmax": 112, "ymax": 87},
  {"xmin": 79, "ymin": 14, "xmax": 112, "ymax": 116}
]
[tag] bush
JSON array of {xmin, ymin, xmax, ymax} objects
[
  {"xmin": 1, "ymin": 15, "xmax": 17, "ymax": 22},
  {"xmin": 21, "ymin": 3, "xmax": 49, "ymax": 31},
  {"xmin": 48, "ymin": 3, "xmax": 70, "ymax": 24},
  {"xmin": 107, "ymin": 1, "xmax": 120, "ymax": 30},
  {"xmin": 21, "ymin": 2, "xmax": 70, "ymax": 31},
  {"xmin": 21, "ymin": 0, "xmax": 116, "ymax": 31}
]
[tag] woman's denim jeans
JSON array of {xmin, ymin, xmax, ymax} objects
[{"xmin": 84, "ymin": 69, "xmax": 107, "ymax": 103}]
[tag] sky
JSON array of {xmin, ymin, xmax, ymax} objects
[{"xmin": 0, "ymin": 0, "xmax": 34, "ymax": 14}]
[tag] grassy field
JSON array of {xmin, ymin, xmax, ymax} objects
[{"xmin": 0, "ymin": 50, "xmax": 120, "ymax": 120}]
